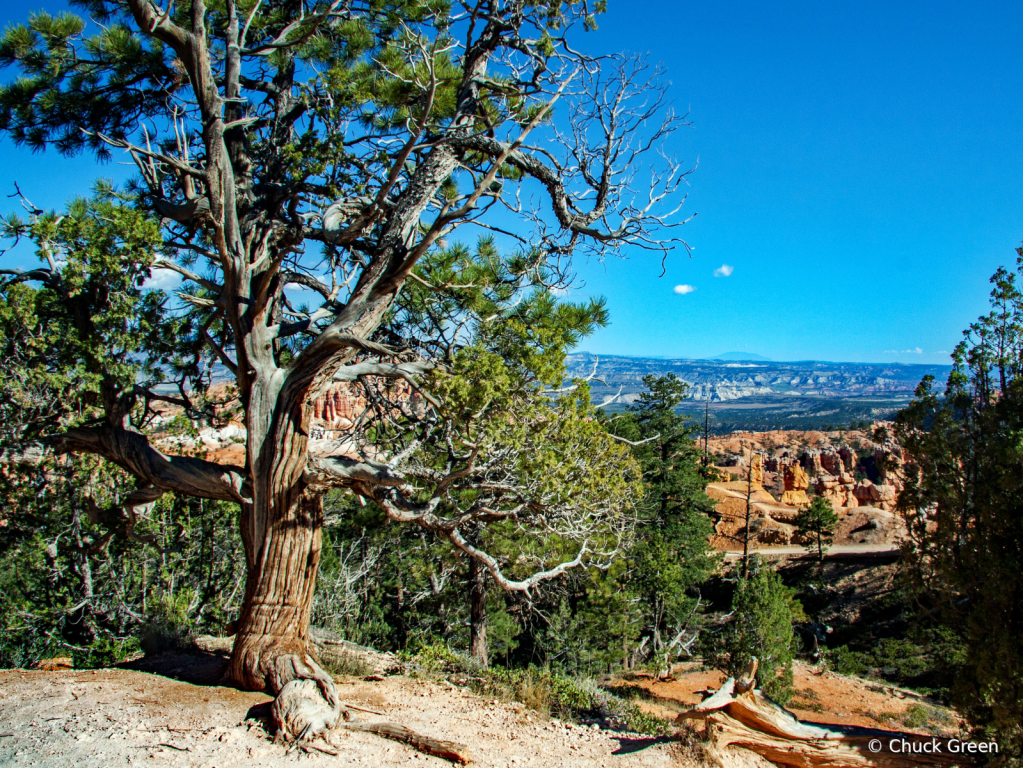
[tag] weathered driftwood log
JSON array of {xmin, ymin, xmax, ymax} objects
[
  {"xmin": 195, "ymin": 631, "xmax": 402, "ymax": 677},
  {"xmin": 308, "ymin": 628, "xmax": 403, "ymax": 676},
  {"xmin": 678, "ymin": 661, "xmax": 976, "ymax": 768}
]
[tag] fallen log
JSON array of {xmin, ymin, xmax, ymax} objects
[
  {"xmin": 308, "ymin": 628, "xmax": 403, "ymax": 676},
  {"xmin": 677, "ymin": 660, "xmax": 978, "ymax": 768},
  {"xmin": 339, "ymin": 721, "xmax": 471, "ymax": 764},
  {"xmin": 193, "ymin": 631, "xmax": 402, "ymax": 677}
]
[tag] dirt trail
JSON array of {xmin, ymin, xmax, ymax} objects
[
  {"xmin": 0, "ymin": 661, "xmax": 678, "ymax": 768},
  {"xmin": 721, "ymin": 545, "xmax": 900, "ymax": 559}
]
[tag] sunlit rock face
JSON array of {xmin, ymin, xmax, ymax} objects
[
  {"xmin": 311, "ymin": 386, "xmax": 364, "ymax": 432},
  {"xmin": 703, "ymin": 426, "xmax": 910, "ymax": 552},
  {"xmin": 309, "ymin": 382, "xmax": 422, "ymax": 440},
  {"xmin": 780, "ymin": 463, "xmax": 810, "ymax": 506},
  {"xmin": 151, "ymin": 381, "xmax": 422, "ymax": 465}
]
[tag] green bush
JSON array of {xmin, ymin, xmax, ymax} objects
[
  {"xmin": 826, "ymin": 638, "xmax": 933, "ymax": 690},
  {"xmin": 468, "ymin": 666, "xmax": 591, "ymax": 718}
]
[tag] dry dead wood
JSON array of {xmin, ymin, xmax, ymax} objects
[
  {"xmin": 308, "ymin": 628, "xmax": 403, "ymax": 676},
  {"xmin": 194, "ymin": 631, "xmax": 402, "ymax": 677},
  {"xmin": 678, "ymin": 661, "xmax": 977, "ymax": 768},
  {"xmin": 339, "ymin": 721, "xmax": 471, "ymax": 763}
]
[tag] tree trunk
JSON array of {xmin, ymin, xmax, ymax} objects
[
  {"xmin": 468, "ymin": 554, "xmax": 489, "ymax": 668},
  {"xmin": 229, "ymin": 489, "xmax": 324, "ymax": 688},
  {"xmin": 227, "ymin": 390, "xmax": 342, "ymax": 741}
]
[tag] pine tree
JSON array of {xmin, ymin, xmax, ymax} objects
[
  {"xmin": 896, "ymin": 248, "xmax": 1023, "ymax": 758},
  {"xmin": 0, "ymin": 0, "xmax": 691, "ymax": 739},
  {"xmin": 722, "ymin": 565, "xmax": 795, "ymax": 705},
  {"xmin": 795, "ymin": 496, "xmax": 838, "ymax": 563},
  {"xmin": 606, "ymin": 374, "xmax": 718, "ymax": 666}
]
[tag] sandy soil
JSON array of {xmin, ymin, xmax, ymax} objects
[
  {"xmin": 0, "ymin": 649, "xmax": 963, "ymax": 768},
  {"xmin": 0, "ymin": 655, "xmax": 680, "ymax": 768}
]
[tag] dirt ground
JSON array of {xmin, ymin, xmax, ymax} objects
[
  {"xmin": 0, "ymin": 652, "xmax": 680, "ymax": 768},
  {"xmin": 0, "ymin": 645, "xmax": 961, "ymax": 767}
]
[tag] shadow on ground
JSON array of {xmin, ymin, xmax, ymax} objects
[
  {"xmin": 611, "ymin": 735, "xmax": 675, "ymax": 754},
  {"xmin": 117, "ymin": 647, "xmax": 231, "ymax": 687}
]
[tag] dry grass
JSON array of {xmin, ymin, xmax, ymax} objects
[{"xmin": 670, "ymin": 720, "xmax": 713, "ymax": 767}]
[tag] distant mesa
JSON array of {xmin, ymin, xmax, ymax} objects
[
  {"xmin": 563, "ymin": 351, "xmax": 952, "ymax": 418},
  {"xmin": 710, "ymin": 352, "xmax": 773, "ymax": 362}
]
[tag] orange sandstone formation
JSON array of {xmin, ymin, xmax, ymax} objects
[{"xmin": 780, "ymin": 463, "xmax": 810, "ymax": 506}]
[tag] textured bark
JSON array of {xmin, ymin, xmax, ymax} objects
[
  {"xmin": 468, "ymin": 556, "xmax": 489, "ymax": 669},
  {"xmin": 228, "ymin": 489, "xmax": 323, "ymax": 689},
  {"xmin": 227, "ymin": 434, "xmax": 341, "ymax": 741}
]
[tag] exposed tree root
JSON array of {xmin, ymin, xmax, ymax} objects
[
  {"xmin": 271, "ymin": 677, "xmax": 343, "ymax": 742},
  {"xmin": 271, "ymin": 678, "xmax": 470, "ymax": 763},
  {"xmin": 678, "ymin": 661, "xmax": 977, "ymax": 768},
  {"xmin": 242, "ymin": 645, "xmax": 469, "ymax": 763}
]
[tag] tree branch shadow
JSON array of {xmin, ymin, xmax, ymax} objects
[
  {"xmin": 611, "ymin": 734, "xmax": 675, "ymax": 754},
  {"xmin": 117, "ymin": 644, "xmax": 231, "ymax": 687}
]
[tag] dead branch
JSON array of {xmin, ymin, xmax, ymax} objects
[{"xmin": 338, "ymin": 722, "xmax": 470, "ymax": 764}]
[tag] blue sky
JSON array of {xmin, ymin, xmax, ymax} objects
[
  {"xmin": 1, "ymin": 0, "xmax": 1021, "ymax": 364},
  {"xmin": 567, "ymin": 0, "xmax": 1023, "ymax": 363}
]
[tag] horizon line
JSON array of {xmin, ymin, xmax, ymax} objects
[{"xmin": 569, "ymin": 351, "xmax": 954, "ymax": 367}]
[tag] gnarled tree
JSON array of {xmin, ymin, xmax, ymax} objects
[{"xmin": 0, "ymin": 0, "xmax": 690, "ymax": 742}]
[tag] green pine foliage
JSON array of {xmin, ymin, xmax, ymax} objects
[
  {"xmin": 306, "ymin": 374, "xmax": 717, "ymax": 677},
  {"xmin": 895, "ymin": 248, "xmax": 1023, "ymax": 758},
  {"xmin": 0, "ymin": 196, "xmax": 244, "ymax": 668},
  {"xmin": 0, "ymin": 454, "xmax": 246, "ymax": 669},
  {"xmin": 721, "ymin": 565, "xmax": 796, "ymax": 705},
  {"xmin": 602, "ymin": 374, "xmax": 719, "ymax": 663},
  {"xmin": 794, "ymin": 496, "xmax": 838, "ymax": 563}
]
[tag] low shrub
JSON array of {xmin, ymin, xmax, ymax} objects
[
  {"xmin": 826, "ymin": 638, "xmax": 933, "ymax": 691},
  {"xmin": 403, "ymin": 647, "xmax": 670, "ymax": 735}
]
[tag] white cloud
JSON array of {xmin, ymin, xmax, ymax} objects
[
  {"xmin": 884, "ymin": 347, "xmax": 923, "ymax": 355},
  {"xmin": 713, "ymin": 264, "xmax": 734, "ymax": 277},
  {"xmin": 550, "ymin": 287, "xmax": 570, "ymax": 297},
  {"xmin": 673, "ymin": 284, "xmax": 697, "ymax": 295},
  {"xmin": 143, "ymin": 267, "xmax": 182, "ymax": 292}
]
